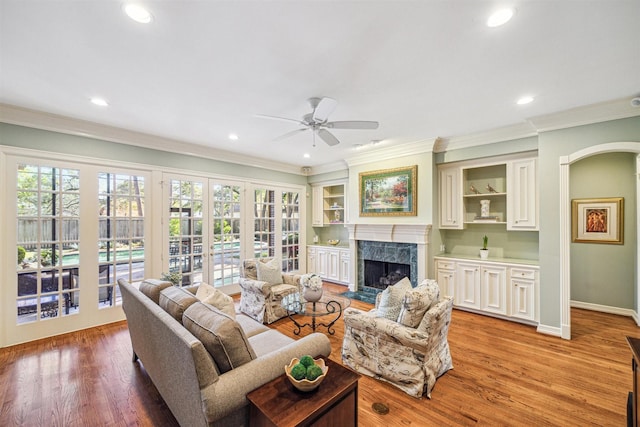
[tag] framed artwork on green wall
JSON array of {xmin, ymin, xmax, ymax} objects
[
  {"xmin": 359, "ymin": 165, "xmax": 417, "ymax": 216},
  {"xmin": 571, "ymin": 197, "xmax": 624, "ymax": 244}
]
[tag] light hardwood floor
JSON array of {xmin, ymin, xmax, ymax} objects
[{"xmin": 1, "ymin": 283, "xmax": 637, "ymax": 426}]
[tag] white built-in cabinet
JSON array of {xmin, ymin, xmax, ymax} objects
[
  {"xmin": 439, "ymin": 167, "xmax": 461, "ymax": 228},
  {"xmin": 435, "ymin": 256, "xmax": 539, "ymax": 325},
  {"xmin": 311, "ymin": 181, "xmax": 346, "ymax": 227},
  {"xmin": 438, "ymin": 154, "xmax": 538, "ymax": 231},
  {"xmin": 506, "ymin": 158, "xmax": 538, "ymax": 230},
  {"xmin": 307, "ymin": 245, "xmax": 350, "ymax": 285}
]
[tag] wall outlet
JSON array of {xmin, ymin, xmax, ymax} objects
[{"xmin": 439, "ymin": 244, "xmax": 446, "ymax": 252}]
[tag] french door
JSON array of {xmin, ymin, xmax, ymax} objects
[
  {"xmin": 165, "ymin": 175, "xmax": 246, "ymax": 292},
  {"xmin": 164, "ymin": 174, "xmax": 303, "ymax": 292}
]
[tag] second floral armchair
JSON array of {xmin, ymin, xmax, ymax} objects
[{"xmin": 238, "ymin": 257, "xmax": 301, "ymax": 324}]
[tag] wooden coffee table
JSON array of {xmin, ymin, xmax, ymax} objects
[{"xmin": 247, "ymin": 357, "xmax": 360, "ymax": 427}]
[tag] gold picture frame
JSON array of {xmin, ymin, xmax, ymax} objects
[
  {"xmin": 571, "ymin": 197, "xmax": 623, "ymax": 244},
  {"xmin": 359, "ymin": 165, "xmax": 417, "ymax": 216}
]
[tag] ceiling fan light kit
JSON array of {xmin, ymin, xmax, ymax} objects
[{"xmin": 257, "ymin": 96, "xmax": 379, "ymax": 147}]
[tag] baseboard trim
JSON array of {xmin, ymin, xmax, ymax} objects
[
  {"xmin": 570, "ymin": 300, "xmax": 638, "ymax": 319},
  {"xmin": 536, "ymin": 324, "xmax": 563, "ymax": 338}
]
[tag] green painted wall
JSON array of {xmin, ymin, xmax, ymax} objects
[
  {"xmin": 569, "ymin": 152, "xmax": 636, "ymax": 309},
  {"xmin": 0, "ymin": 123, "xmax": 307, "ymax": 185},
  {"xmin": 538, "ymin": 116, "xmax": 640, "ymax": 327}
]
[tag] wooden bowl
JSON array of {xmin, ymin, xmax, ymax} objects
[{"xmin": 284, "ymin": 357, "xmax": 328, "ymax": 392}]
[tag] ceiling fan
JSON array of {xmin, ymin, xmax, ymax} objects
[{"xmin": 256, "ymin": 97, "xmax": 379, "ymax": 147}]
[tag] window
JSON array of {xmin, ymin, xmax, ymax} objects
[
  {"xmin": 98, "ymin": 173, "xmax": 145, "ymax": 307},
  {"xmin": 16, "ymin": 165, "xmax": 80, "ymax": 324}
]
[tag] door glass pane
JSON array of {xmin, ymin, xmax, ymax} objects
[
  {"xmin": 98, "ymin": 173, "xmax": 145, "ymax": 307},
  {"xmin": 210, "ymin": 183, "xmax": 242, "ymax": 287},
  {"xmin": 168, "ymin": 179, "xmax": 203, "ymax": 286},
  {"xmin": 16, "ymin": 164, "xmax": 80, "ymax": 324},
  {"xmin": 282, "ymin": 191, "xmax": 300, "ymax": 272},
  {"xmin": 254, "ymin": 189, "xmax": 275, "ymax": 260}
]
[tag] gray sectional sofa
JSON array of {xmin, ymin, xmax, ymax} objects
[{"xmin": 118, "ymin": 278, "xmax": 331, "ymax": 427}]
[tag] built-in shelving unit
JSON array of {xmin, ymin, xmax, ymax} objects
[
  {"xmin": 312, "ymin": 181, "xmax": 347, "ymax": 227},
  {"xmin": 439, "ymin": 153, "xmax": 538, "ymax": 231},
  {"xmin": 463, "ymin": 164, "xmax": 507, "ymax": 224}
]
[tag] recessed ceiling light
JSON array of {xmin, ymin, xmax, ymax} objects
[
  {"xmin": 487, "ymin": 8, "xmax": 514, "ymax": 27},
  {"xmin": 516, "ymin": 96, "xmax": 534, "ymax": 105},
  {"xmin": 303, "ymin": 153, "xmax": 310, "ymax": 158},
  {"xmin": 228, "ymin": 133, "xmax": 238, "ymax": 141},
  {"xmin": 90, "ymin": 97, "xmax": 109, "ymax": 107},
  {"xmin": 124, "ymin": 4, "xmax": 153, "ymax": 24}
]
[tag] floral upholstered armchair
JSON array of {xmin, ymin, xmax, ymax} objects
[
  {"xmin": 341, "ymin": 278, "xmax": 454, "ymax": 398},
  {"xmin": 238, "ymin": 258, "xmax": 301, "ymax": 324}
]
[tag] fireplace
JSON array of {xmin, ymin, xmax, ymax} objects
[
  {"xmin": 358, "ymin": 240, "xmax": 418, "ymax": 291},
  {"xmin": 345, "ymin": 224, "xmax": 431, "ymax": 293},
  {"xmin": 364, "ymin": 260, "xmax": 411, "ymax": 290}
]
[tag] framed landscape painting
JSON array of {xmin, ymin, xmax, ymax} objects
[
  {"xmin": 359, "ymin": 165, "xmax": 417, "ymax": 216},
  {"xmin": 571, "ymin": 197, "xmax": 623, "ymax": 244}
]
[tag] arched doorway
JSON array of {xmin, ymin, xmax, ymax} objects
[{"xmin": 559, "ymin": 142, "xmax": 640, "ymax": 339}]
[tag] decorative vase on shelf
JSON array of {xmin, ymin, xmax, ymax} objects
[
  {"xmin": 479, "ymin": 249, "xmax": 489, "ymax": 260},
  {"xmin": 301, "ymin": 273, "xmax": 323, "ymax": 302}
]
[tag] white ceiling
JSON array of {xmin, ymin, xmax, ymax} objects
[{"xmin": 1, "ymin": 0, "xmax": 639, "ymax": 171}]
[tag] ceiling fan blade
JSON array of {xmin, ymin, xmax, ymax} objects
[
  {"xmin": 312, "ymin": 97, "xmax": 338, "ymax": 123},
  {"xmin": 254, "ymin": 114, "xmax": 304, "ymax": 125},
  {"xmin": 326, "ymin": 120, "xmax": 379, "ymax": 130},
  {"xmin": 317, "ymin": 129, "xmax": 340, "ymax": 146},
  {"xmin": 273, "ymin": 128, "xmax": 308, "ymax": 142}
]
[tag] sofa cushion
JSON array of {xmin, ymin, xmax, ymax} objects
[
  {"xmin": 138, "ymin": 279, "xmax": 173, "ymax": 304},
  {"xmin": 376, "ymin": 277, "xmax": 412, "ymax": 321},
  {"xmin": 196, "ymin": 282, "xmax": 236, "ymax": 318},
  {"xmin": 235, "ymin": 313, "xmax": 270, "ymax": 337},
  {"xmin": 159, "ymin": 286, "xmax": 199, "ymax": 322},
  {"xmin": 182, "ymin": 302, "xmax": 256, "ymax": 374},
  {"xmin": 256, "ymin": 258, "xmax": 282, "ymax": 285},
  {"xmin": 397, "ymin": 279, "xmax": 440, "ymax": 328}
]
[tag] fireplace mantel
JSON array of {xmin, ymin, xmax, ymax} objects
[
  {"xmin": 344, "ymin": 224, "xmax": 431, "ymax": 245},
  {"xmin": 344, "ymin": 224, "xmax": 432, "ymax": 291}
]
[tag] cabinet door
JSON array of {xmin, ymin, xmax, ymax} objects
[
  {"xmin": 327, "ymin": 249, "xmax": 340, "ymax": 281},
  {"xmin": 436, "ymin": 268, "xmax": 456, "ymax": 300},
  {"xmin": 439, "ymin": 167, "xmax": 463, "ymax": 229},
  {"xmin": 480, "ymin": 265, "xmax": 507, "ymax": 315},
  {"xmin": 339, "ymin": 250, "xmax": 350, "ymax": 284},
  {"xmin": 507, "ymin": 158, "xmax": 538, "ymax": 230},
  {"xmin": 312, "ymin": 186, "xmax": 324, "ymax": 227},
  {"xmin": 316, "ymin": 248, "xmax": 329, "ymax": 277},
  {"xmin": 456, "ymin": 263, "xmax": 481, "ymax": 309},
  {"xmin": 510, "ymin": 277, "xmax": 536, "ymax": 321}
]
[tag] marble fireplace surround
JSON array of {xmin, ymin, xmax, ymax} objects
[{"xmin": 345, "ymin": 224, "xmax": 432, "ymax": 292}]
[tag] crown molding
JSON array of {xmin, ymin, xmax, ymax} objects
[
  {"xmin": 303, "ymin": 160, "xmax": 348, "ymax": 176},
  {"xmin": 0, "ymin": 103, "xmax": 304, "ymax": 175},
  {"xmin": 437, "ymin": 122, "xmax": 538, "ymax": 153},
  {"xmin": 527, "ymin": 97, "xmax": 640, "ymax": 132},
  {"xmin": 344, "ymin": 137, "xmax": 438, "ymax": 167}
]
